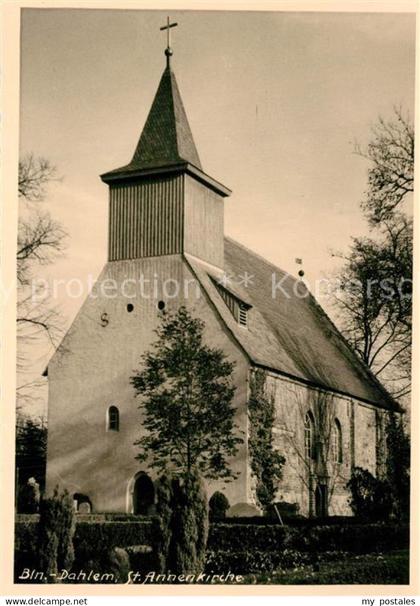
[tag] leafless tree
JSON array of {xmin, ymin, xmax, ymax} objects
[
  {"xmin": 332, "ymin": 108, "xmax": 413, "ymax": 404},
  {"xmin": 17, "ymin": 154, "xmax": 67, "ymax": 404},
  {"xmin": 333, "ymin": 213, "xmax": 412, "ymax": 400},
  {"xmin": 18, "ymin": 154, "xmax": 58, "ymax": 202},
  {"xmin": 18, "ymin": 154, "xmax": 65, "ymax": 282},
  {"xmin": 17, "ymin": 210, "xmax": 66, "ymax": 286},
  {"xmin": 283, "ymin": 387, "xmax": 346, "ymax": 516},
  {"xmin": 355, "ymin": 106, "xmax": 414, "ymax": 225}
]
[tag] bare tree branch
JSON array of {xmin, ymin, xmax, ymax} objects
[
  {"xmin": 18, "ymin": 153, "xmax": 59, "ymax": 202},
  {"xmin": 332, "ymin": 212, "xmax": 412, "ymax": 400},
  {"xmin": 282, "ymin": 383, "xmax": 344, "ymax": 516},
  {"xmin": 17, "ymin": 211, "xmax": 67, "ymax": 285},
  {"xmin": 17, "ymin": 154, "xmax": 67, "ymax": 402},
  {"xmin": 355, "ymin": 107, "xmax": 414, "ymax": 224}
]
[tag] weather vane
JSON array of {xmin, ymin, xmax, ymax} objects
[{"xmin": 160, "ymin": 16, "xmax": 178, "ymax": 66}]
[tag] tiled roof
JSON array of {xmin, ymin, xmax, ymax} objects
[
  {"xmin": 186, "ymin": 238, "xmax": 399, "ymax": 411},
  {"xmin": 102, "ymin": 66, "xmax": 201, "ymax": 178}
]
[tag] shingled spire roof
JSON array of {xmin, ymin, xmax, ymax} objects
[
  {"xmin": 133, "ymin": 65, "xmax": 201, "ymax": 169},
  {"xmin": 101, "ymin": 65, "xmax": 206, "ymax": 182}
]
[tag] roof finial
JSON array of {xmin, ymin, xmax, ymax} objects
[
  {"xmin": 295, "ymin": 257, "xmax": 305, "ymax": 279},
  {"xmin": 160, "ymin": 16, "xmax": 178, "ymax": 68}
]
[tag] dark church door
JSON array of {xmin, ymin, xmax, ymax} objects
[
  {"xmin": 315, "ymin": 484, "xmax": 328, "ymax": 518},
  {"xmin": 133, "ymin": 474, "xmax": 155, "ymax": 515}
]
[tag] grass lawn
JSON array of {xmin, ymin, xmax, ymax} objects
[{"xmin": 241, "ymin": 550, "xmax": 409, "ymax": 585}]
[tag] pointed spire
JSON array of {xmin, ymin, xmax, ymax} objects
[
  {"xmin": 131, "ymin": 66, "xmax": 202, "ymax": 170},
  {"xmin": 102, "ymin": 65, "xmax": 202, "ymax": 180}
]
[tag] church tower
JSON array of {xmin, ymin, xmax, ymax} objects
[{"xmin": 101, "ymin": 35, "xmax": 230, "ymax": 270}]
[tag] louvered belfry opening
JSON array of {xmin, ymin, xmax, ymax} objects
[{"xmin": 108, "ymin": 175, "xmax": 184, "ymax": 261}]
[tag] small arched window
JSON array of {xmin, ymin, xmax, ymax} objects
[
  {"xmin": 107, "ymin": 405, "xmax": 120, "ymax": 431},
  {"xmin": 304, "ymin": 412, "xmax": 315, "ymax": 460},
  {"xmin": 331, "ymin": 418, "xmax": 343, "ymax": 463}
]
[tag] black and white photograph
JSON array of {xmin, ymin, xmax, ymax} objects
[{"xmin": 5, "ymin": 3, "xmax": 417, "ymax": 592}]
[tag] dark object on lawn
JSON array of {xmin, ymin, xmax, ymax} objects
[{"xmin": 108, "ymin": 547, "xmax": 130, "ymax": 583}]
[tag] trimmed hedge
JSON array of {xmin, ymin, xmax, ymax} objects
[
  {"xmin": 15, "ymin": 519, "xmax": 157, "ymax": 553},
  {"xmin": 15, "ymin": 518, "xmax": 409, "ymax": 581},
  {"xmin": 15, "ymin": 518, "xmax": 159, "ymax": 582},
  {"xmin": 74, "ymin": 520, "xmax": 157, "ymax": 554},
  {"xmin": 207, "ymin": 523, "xmax": 409, "ymax": 554},
  {"xmin": 15, "ymin": 519, "xmax": 39, "ymax": 554},
  {"xmin": 218, "ymin": 515, "xmax": 387, "ymax": 526},
  {"xmin": 16, "ymin": 519, "xmax": 409, "ymax": 557}
]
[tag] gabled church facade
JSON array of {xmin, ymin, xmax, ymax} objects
[{"xmin": 45, "ymin": 45, "xmax": 399, "ymax": 517}]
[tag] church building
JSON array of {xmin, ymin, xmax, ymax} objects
[{"xmin": 45, "ymin": 29, "xmax": 399, "ymax": 517}]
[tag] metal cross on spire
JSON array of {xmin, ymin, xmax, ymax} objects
[{"xmin": 160, "ymin": 16, "xmax": 178, "ymax": 66}]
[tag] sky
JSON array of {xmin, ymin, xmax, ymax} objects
[{"xmin": 19, "ymin": 8, "xmax": 416, "ymax": 414}]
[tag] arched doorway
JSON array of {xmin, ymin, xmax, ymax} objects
[
  {"xmin": 132, "ymin": 473, "xmax": 155, "ymax": 515},
  {"xmin": 315, "ymin": 483, "xmax": 328, "ymax": 518},
  {"xmin": 73, "ymin": 493, "xmax": 92, "ymax": 513}
]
